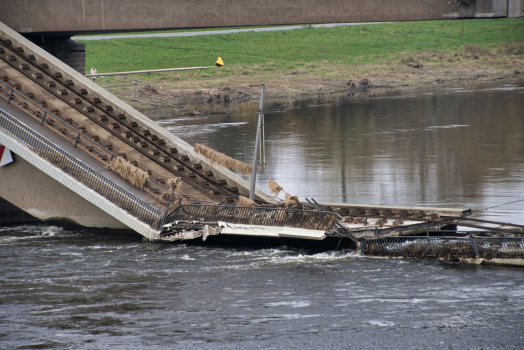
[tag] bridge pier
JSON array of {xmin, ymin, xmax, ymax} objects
[
  {"xmin": 0, "ymin": 150, "xmax": 128, "ymax": 229},
  {"xmin": 24, "ymin": 35, "xmax": 86, "ymax": 75},
  {"xmin": 509, "ymin": 0, "xmax": 524, "ymax": 17},
  {"xmin": 0, "ymin": 196, "xmax": 38, "ymax": 226}
]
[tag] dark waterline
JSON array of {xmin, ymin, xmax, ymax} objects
[{"xmin": 2, "ymin": 82, "xmax": 524, "ymax": 349}]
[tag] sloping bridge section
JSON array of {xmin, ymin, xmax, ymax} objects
[
  {"xmin": 0, "ymin": 107, "xmax": 162, "ymax": 239},
  {"xmin": 0, "ymin": 21, "xmax": 275, "ymax": 238}
]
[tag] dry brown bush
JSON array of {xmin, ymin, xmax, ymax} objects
[
  {"xmin": 285, "ymin": 193, "xmax": 300, "ymax": 206},
  {"xmin": 238, "ymin": 195, "xmax": 256, "ymax": 207},
  {"xmin": 268, "ymin": 179, "xmax": 283, "ymax": 195},
  {"xmin": 108, "ymin": 156, "xmax": 148, "ymax": 188},
  {"xmin": 194, "ymin": 143, "xmax": 255, "ymax": 175}
]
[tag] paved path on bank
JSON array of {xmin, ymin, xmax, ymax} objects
[{"xmin": 75, "ymin": 22, "xmax": 382, "ymax": 41}]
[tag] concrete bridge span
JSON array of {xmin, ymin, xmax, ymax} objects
[
  {"xmin": 1, "ymin": 0, "xmax": 522, "ymax": 37},
  {"xmin": 0, "ymin": 1, "xmax": 460, "ymax": 36}
]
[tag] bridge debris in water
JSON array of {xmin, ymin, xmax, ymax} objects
[{"xmin": 360, "ymin": 235, "xmax": 524, "ymax": 267}]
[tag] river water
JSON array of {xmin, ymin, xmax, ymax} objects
[{"xmin": 2, "ymin": 82, "xmax": 524, "ymax": 349}]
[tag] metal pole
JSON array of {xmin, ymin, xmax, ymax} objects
[
  {"xmin": 470, "ymin": 236, "xmax": 479, "ymax": 258},
  {"xmin": 258, "ymin": 113, "xmax": 262, "ymax": 165},
  {"xmin": 249, "ymin": 83, "xmax": 265, "ymax": 200},
  {"xmin": 7, "ymin": 88, "xmax": 14, "ymax": 104},
  {"xmin": 161, "ymin": 85, "xmax": 164, "ymax": 117},
  {"xmin": 40, "ymin": 111, "xmax": 47, "ymax": 126},
  {"xmin": 160, "ymin": 191, "xmax": 173, "ymax": 228},
  {"xmin": 74, "ymin": 132, "xmax": 80, "ymax": 148},
  {"xmin": 86, "ymin": 66, "xmax": 217, "ymax": 77},
  {"xmin": 262, "ymin": 113, "xmax": 266, "ymax": 166}
]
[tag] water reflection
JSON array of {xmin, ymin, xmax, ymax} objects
[{"xmin": 161, "ymin": 83, "xmax": 524, "ymax": 223}]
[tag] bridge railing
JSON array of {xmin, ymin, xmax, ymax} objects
[
  {"xmin": 0, "ymin": 107, "xmax": 163, "ymax": 227},
  {"xmin": 164, "ymin": 204, "xmax": 340, "ymax": 231},
  {"xmin": 0, "ymin": 80, "xmax": 169, "ymax": 193},
  {"xmin": 0, "ymin": 79, "xmax": 117, "ymax": 163}
]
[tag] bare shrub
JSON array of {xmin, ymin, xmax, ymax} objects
[
  {"xmin": 268, "ymin": 179, "xmax": 283, "ymax": 196},
  {"xmin": 194, "ymin": 143, "xmax": 256, "ymax": 175},
  {"xmin": 501, "ymin": 41, "xmax": 524, "ymax": 56},
  {"xmin": 238, "ymin": 195, "xmax": 256, "ymax": 207},
  {"xmin": 108, "ymin": 156, "xmax": 148, "ymax": 189}
]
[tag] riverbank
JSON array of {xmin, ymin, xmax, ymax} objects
[
  {"xmin": 115, "ymin": 43, "xmax": 524, "ymax": 118},
  {"xmin": 79, "ymin": 19, "xmax": 524, "ymax": 117}
]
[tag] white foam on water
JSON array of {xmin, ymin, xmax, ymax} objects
[
  {"xmin": 368, "ymin": 320, "xmax": 396, "ymax": 327},
  {"xmin": 265, "ymin": 301, "xmax": 311, "ymax": 308},
  {"xmin": 41, "ymin": 226, "xmax": 64, "ymax": 236},
  {"xmin": 0, "ymin": 226, "xmax": 68, "ymax": 244},
  {"xmin": 228, "ymin": 251, "xmax": 257, "ymax": 257},
  {"xmin": 248, "ymin": 313, "xmax": 321, "ymax": 324},
  {"xmin": 507, "ymin": 289, "xmax": 524, "ymax": 298},
  {"xmin": 88, "ymin": 245, "xmax": 106, "ymax": 250},
  {"xmin": 59, "ymin": 252, "xmax": 83, "ymax": 257},
  {"xmin": 180, "ymin": 254, "xmax": 195, "ymax": 261},
  {"xmin": 266, "ymin": 251, "xmax": 362, "ymax": 265}
]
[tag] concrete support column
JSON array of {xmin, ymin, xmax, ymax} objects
[
  {"xmin": 508, "ymin": 0, "xmax": 524, "ymax": 17},
  {"xmin": 0, "ymin": 196, "xmax": 38, "ymax": 225},
  {"xmin": 24, "ymin": 35, "xmax": 86, "ymax": 75}
]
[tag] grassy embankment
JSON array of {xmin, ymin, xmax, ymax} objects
[{"xmin": 79, "ymin": 18, "xmax": 524, "ymax": 116}]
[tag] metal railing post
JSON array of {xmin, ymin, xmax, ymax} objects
[
  {"xmin": 470, "ymin": 236, "xmax": 479, "ymax": 258},
  {"xmin": 7, "ymin": 88, "xmax": 14, "ymax": 104},
  {"xmin": 40, "ymin": 111, "xmax": 47, "ymax": 126},
  {"xmin": 74, "ymin": 132, "xmax": 80, "ymax": 148},
  {"xmin": 160, "ymin": 191, "xmax": 173, "ymax": 229}
]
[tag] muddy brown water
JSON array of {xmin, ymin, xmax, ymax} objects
[{"xmin": 2, "ymin": 82, "xmax": 524, "ymax": 349}]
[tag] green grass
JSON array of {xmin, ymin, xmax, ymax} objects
[{"xmin": 80, "ymin": 18, "xmax": 524, "ymax": 75}]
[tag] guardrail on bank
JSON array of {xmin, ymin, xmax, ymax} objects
[{"xmin": 0, "ymin": 107, "xmax": 163, "ymax": 227}]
